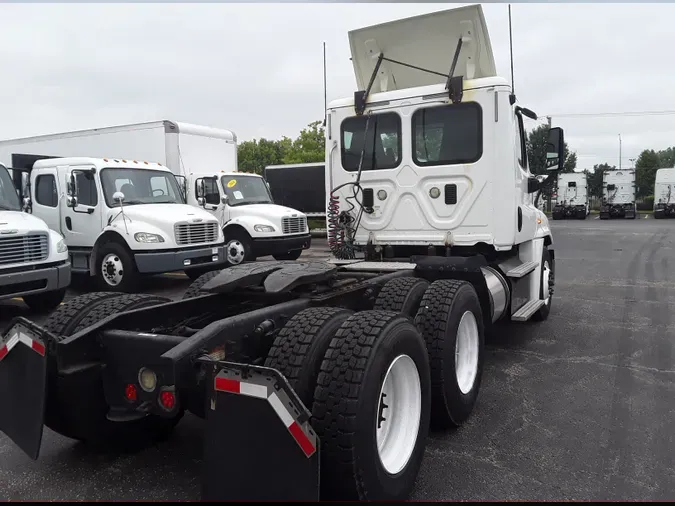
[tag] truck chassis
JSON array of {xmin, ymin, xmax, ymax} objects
[
  {"xmin": 654, "ymin": 203, "xmax": 675, "ymax": 219},
  {"xmin": 0, "ymin": 247, "xmax": 554, "ymax": 501},
  {"xmin": 551, "ymin": 203, "xmax": 587, "ymax": 220},
  {"xmin": 599, "ymin": 202, "xmax": 636, "ymax": 220}
]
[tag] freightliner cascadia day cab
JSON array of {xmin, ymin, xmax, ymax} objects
[
  {"xmin": 0, "ymin": 4, "xmax": 566, "ymax": 502},
  {"xmin": 552, "ymin": 172, "xmax": 589, "ymax": 220},
  {"xmin": 0, "ymin": 163, "xmax": 71, "ymax": 310},
  {"xmin": 0, "ymin": 121, "xmax": 311, "ymax": 265},
  {"xmin": 653, "ymin": 167, "xmax": 675, "ymax": 219},
  {"xmin": 0, "ymin": 150, "xmax": 226, "ymax": 289},
  {"xmin": 600, "ymin": 168, "xmax": 636, "ymax": 219}
]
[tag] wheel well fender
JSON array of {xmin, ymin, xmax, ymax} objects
[
  {"xmin": 90, "ymin": 231, "xmax": 133, "ymax": 276},
  {"xmin": 223, "ymin": 223, "xmax": 252, "ymax": 242}
]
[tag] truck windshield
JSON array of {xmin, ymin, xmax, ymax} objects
[
  {"xmin": 0, "ymin": 166, "xmax": 21, "ymax": 211},
  {"xmin": 100, "ymin": 168, "xmax": 185, "ymax": 208},
  {"xmin": 220, "ymin": 175, "xmax": 273, "ymax": 206}
]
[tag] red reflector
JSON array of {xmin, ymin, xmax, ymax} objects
[
  {"xmin": 288, "ymin": 421, "xmax": 316, "ymax": 457},
  {"xmin": 125, "ymin": 384, "xmax": 137, "ymax": 402},
  {"xmin": 31, "ymin": 340, "xmax": 45, "ymax": 356},
  {"xmin": 0, "ymin": 345, "xmax": 7, "ymax": 362},
  {"xmin": 159, "ymin": 390, "xmax": 175, "ymax": 410},
  {"xmin": 214, "ymin": 377, "xmax": 240, "ymax": 394}
]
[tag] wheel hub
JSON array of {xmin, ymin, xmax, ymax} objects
[
  {"xmin": 455, "ymin": 311, "xmax": 479, "ymax": 395},
  {"xmin": 226, "ymin": 240, "xmax": 245, "ymax": 264},
  {"xmin": 101, "ymin": 254, "xmax": 124, "ymax": 286},
  {"xmin": 376, "ymin": 354, "xmax": 422, "ymax": 475}
]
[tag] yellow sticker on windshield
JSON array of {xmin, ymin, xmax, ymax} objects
[{"xmin": 227, "ymin": 179, "xmax": 237, "ymax": 188}]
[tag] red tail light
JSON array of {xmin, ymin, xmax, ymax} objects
[
  {"xmin": 159, "ymin": 390, "xmax": 176, "ymax": 410},
  {"xmin": 125, "ymin": 384, "xmax": 137, "ymax": 402}
]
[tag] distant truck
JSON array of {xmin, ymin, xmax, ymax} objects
[
  {"xmin": 0, "ymin": 163, "xmax": 71, "ymax": 310},
  {"xmin": 600, "ymin": 169, "xmax": 636, "ymax": 219},
  {"xmin": 653, "ymin": 168, "xmax": 675, "ymax": 219},
  {"xmin": 0, "ymin": 121, "xmax": 311, "ymax": 265},
  {"xmin": 264, "ymin": 163, "xmax": 326, "ymax": 217},
  {"xmin": 552, "ymin": 172, "xmax": 589, "ymax": 220}
]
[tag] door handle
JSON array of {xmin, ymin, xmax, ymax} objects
[{"xmin": 66, "ymin": 217, "xmax": 72, "ymax": 231}]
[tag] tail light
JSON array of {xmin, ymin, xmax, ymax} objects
[
  {"xmin": 125, "ymin": 384, "xmax": 138, "ymax": 402},
  {"xmin": 159, "ymin": 389, "xmax": 176, "ymax": 411}
]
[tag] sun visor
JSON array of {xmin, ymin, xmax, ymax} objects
[{"xmin": 348, "ymin": 4, "xmax": 497, "ymax": 93}]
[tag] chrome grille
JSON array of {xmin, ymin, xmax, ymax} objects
[
  {"xmin": 174, "ymin": 222, "xmax": 219, "ymax": 245},
  {"xmin": 281, "ymin": 216, "xmax": 307, "ymax": 235},
  {"xmin": 0, "ymin": 233, "xmax": 49, "ymax": 266}
]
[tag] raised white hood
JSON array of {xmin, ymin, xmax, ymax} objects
[{"xmin": 348, "ymin": 4, "xmax": 496, "ymax": 93}]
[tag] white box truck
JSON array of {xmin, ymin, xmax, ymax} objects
[
  {"xmin": 653, "ymin": 168, "xmax": 675, "ymax": 219},
  {"xmin": 0, "ymin": 151, "xmax": 226, "ymax": 290},
  {"xmin": 0, "ymin": 163, "xmax": 71, "ymax": 310},
  {"xmin": 551, "ymin": 172, "xmax": 589, "ymax": 220},
  {"xmin": 0, "ymin": 121, "xmax": 311, "ymax": 265},
  {"xmin": 600, "ymin": 169, "xmax": 636, "ymax": 219}
]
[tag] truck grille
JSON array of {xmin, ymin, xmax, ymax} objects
[
  {"xmin": 174, "ymin": 222, "xmax": 219, "ymax": 245},
  {"xmin": 0, "ymin": 233, "xmax": 49, "ymax": 266},
  {"xmin": 282, "ymin": 216, "xmax": 307, "ymax": 235}
]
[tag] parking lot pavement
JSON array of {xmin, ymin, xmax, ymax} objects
[{"xmin": 1, "ymin": 220, "xmax": 675, "ymax": 500}]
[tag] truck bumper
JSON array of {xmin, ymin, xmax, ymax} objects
[
  {"xmin": 0, "ymin": 261, "xmax": 71, "ymax": 302},
  {"xmin": 251, "ymin": 234, "xmax": 312, "ymax": 258},
  {"xmin": 134, "ymin": 244, "xmax": 226, "ymax": 274}
]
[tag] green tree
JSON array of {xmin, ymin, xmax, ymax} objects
[
  {"xmin": 282, "ymin": 120, "xmax": 326, "ymax": 164},
  {"xmin": 585, "ymin": 163, "xmax": 614, "ymax": 198},
  {"xmin": 635, "ymin": 149, "xmax": 661, "ymax": 198},
  {"xmin": 656, "ymin": 146, "xmax": 675, "ymax": 168},
  {"xmin": 526, "ymin": 124, "xmax": 577, "ymax": 175},
  {"xmin": 237, "ymin": 137, "xmax": 292, "ymax": 175}
]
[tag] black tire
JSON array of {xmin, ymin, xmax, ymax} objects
[
  {"xmin": 654, "ymin": 210, "xmax": 664, "ymax": 219},
  {"xmin": 182, "ymin": 269, "xmax": 223, "ymax": 299},
  {"xmin": 224, "ymin": 228, "xmax": 255, "ymax": 265},
  {"xmin": 22, "ymin": 288, "xmax": 67, "ymax": 312},
  {"xmin": 184, "ymin": 266, "xmax": 218, "ymax": 281},
  {"xmin": 600, "ymin": 212, "xmax": 609, "ymax": 220},
  {"xmin": 414, "ymin": 279, "xmax": 485, "ymax": 430},
  {"xmin": 264, "ymin": 307, "xmax": 353, "ymax": 409},
  {"xmin": 43, "ymin": 293, "xmax": 182, "ymax": 451},
  {"xmin": 272, "ymin": 249, "xmax": 303, "ymax": 261},
  {"xmin": 532, "ymin": 247, "xmax": 554, "ymax": 322},
  {"xmin": 97, "ymin": 241, "xmax": 139, "ymax": 292},
  {"xmin": 44, "ymin": 291, "xmax": 124, "ymax": 339},
  {"xmin": 312, "ymin": 310, "xmax": 431, "ymax": 501},
  {"xmin": 373, "ymin": 277, "xmax": 429, "ymax": 317}
]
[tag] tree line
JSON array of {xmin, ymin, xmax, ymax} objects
[{"xmin": 237, "ymin": 120, "xmax": 672, "ymax": 202}]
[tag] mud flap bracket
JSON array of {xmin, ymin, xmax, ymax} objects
[{"xmin": 200, "ymin": 360, "xmax": 320, "ymax": 501}]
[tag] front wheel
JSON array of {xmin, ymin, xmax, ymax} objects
[
  {"xmin": 23, "ymin": 288, "xmax": 67, "ymax": 312},
  {"xmin": 224, "ymin": 230, "xmax": 254, "ymax": 265},
  {"xmin": 532, "ymin": 247, "xmax": 554, "ymax": 321},
  {"xmin": 97, "ymin": 241, "xmax": 138, "ymax": 292}
]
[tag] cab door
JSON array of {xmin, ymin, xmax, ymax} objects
[
  {"xmin": 61, "ymin": 166, "xmax": 103, "ymax": 247},
  {"xmin": 31, "ymin": 168, "xmax": 62, "ymax": 234}
]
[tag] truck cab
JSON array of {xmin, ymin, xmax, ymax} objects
[
  {"xmin": 653, "ymin": 167, "xmax": 675, "ymax": 219},
  {"xmin": 600, "ymin": 169, "xmax": 636, "ymax": 219},
  {"xmin": 552, "ymin": 172, "xmax": 589, "ymax": 220},
  {"xmin": 25, "ymin": 157, "xmax": 226, "ymax": 289},
  {"xmin": 189, "ymin": 171, "xmax": 311, "ymax": 264},
  {"xmin": 0, "ymin": 163, "xmax": 70, "ymax": 310}
]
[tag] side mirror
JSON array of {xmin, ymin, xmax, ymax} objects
[
  {"xmin": 545, "ymin": 127, "xmax": 565, "ymax": 171},
  {"xmin": 196, "ymin": 179, "xmax": 205, "ymax": 198},
  {"xmin": 197, "ymin": 197, "xmax": 205, "ymax": 206},
  {"xmin": 221, "ymin": 195, "xmax": 229, "ymax": 205},
  {"xmin": 113, "ymin": 191, "xmax": 125, "ymax": 203},
  {"xmin": 66, "ymin": 172, "xmax": 78, "ymax": 207}
]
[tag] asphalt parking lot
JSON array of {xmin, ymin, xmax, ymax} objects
[{"xmin": 1, "ymin": 218, "xmax": 674, "ymax": 500}]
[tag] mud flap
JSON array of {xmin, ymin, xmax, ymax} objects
[
  {"xmin": 200, "ymin": 360, "xmax": 320, "ymax": 501},
  {"xmin": 0, "ymin": 318, "xmax": 49, "ymax": 460}
]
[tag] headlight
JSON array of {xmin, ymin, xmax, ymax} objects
[
  {"xmin": 56, "ymin": 239, "xmax": 68, "ymax": 253},
  {"xmin": 254, "ymin": 224, "xmax": 275, "ymax": 233},
  {"xmin": 134, "ymin": 232, "xmax": 165, "ymax": 243}
]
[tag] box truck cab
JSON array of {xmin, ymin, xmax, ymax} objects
[
  {"xmin": 0, "ymin": 163, "xmax": 70, "ymax": 310},
  {"xmin": 23, "ymin": 157, "xmax": 225, "ymax": 289},
  {"xmin": 191, "ymin": 171, "xmax": 311, "ymax": 263}
]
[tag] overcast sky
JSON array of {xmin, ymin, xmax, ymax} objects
[{"xmin": 1, "ymin": 2, "xmax": 674, "ymax": 171}]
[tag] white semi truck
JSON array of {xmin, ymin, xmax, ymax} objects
[
  {"xmin": 600, "ymin": 169, "xmax": 636, "ymax": 219},
  {"xmin": 0, "ymin": 154, "xmax": 226, "ymax": 290},
  {"xmin": 551, "ymin": 172, "xmax": 589, "ymax": 220},
  {"xmin": 653, "ymin": 168, "xmax": 675, "ymax": 219},
  {"xmin": 0, "ymin": 163, "xmax": 71, "ymax": 310},
  {"xmin": 0, "ymin": 5, "xmax": 566, "ymax": 502},
  {"xmin": 0, "ymin": 121, "xmax": 311, "ymax": 265}
]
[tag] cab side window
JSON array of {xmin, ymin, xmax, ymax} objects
[
  {"xmin": 74, "ymin": 171, "xmax": 98, "ymax": 206},
  {"xmin": 516, "ymin": 113, "xmax": 528, "ymax": 170},
  {"xmin": 35, "ymin": 174, "xmax": 58, "ymax": 207}
]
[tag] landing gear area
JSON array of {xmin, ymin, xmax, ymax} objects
[
  {"xmin": 599, "ymin": 204, "xmax": 636, "ymax": 220},
  {"xmin": 552, "ymin": 205, "xmax": 588, "ymax": 220}
]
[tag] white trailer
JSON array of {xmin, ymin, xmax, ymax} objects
[
  {"xmin": 552, "ymin": 172, "xmax": 589, "ymax": 220},
  {"xmin": 600, "ymin": 169, "xmax": 636, "ymax": 219},
  {"xmin": 653, "ymin": 168, "xmax": 675, "ymax": 219},
  {"xmin": 0, "ymin": 163, "xmax": 71, "ymax": 310}
]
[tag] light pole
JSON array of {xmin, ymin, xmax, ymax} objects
[{"xmin": 618, "ymin": 134, "xmax": 622, "ymax": 170}]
